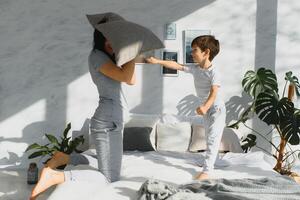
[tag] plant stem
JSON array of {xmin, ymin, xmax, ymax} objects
[
  {"xmin": 266, "ymin": 127, "xmax": 276, "ymax": 136},
  {"xmin": 243, "ymin": 123, "xmax": 279, "ymax": 152},
  {"xmin": 282, "ymin": 150, "xmax": 300, "ymax": 163},
  {"xmin": 255, "ymin": 145, "xmax": 277, "ymax": 159},
  {"xmin": 288, "ymin": 84, "xmax": 295, "ymax": 101},
  {"xmin": 274, "ymin": 132, "xmax": 287, "ymax": 173},
  {"xmin": 282, "ymin": 80, "xmax": 288, "ymax": 98}
]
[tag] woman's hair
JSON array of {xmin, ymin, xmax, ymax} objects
[
  {"xmin": 93, "ymin": 29, "xmax": 106, "ymax": 52},
  {"xmin": 93, "ymin": 18, "xmax": 116, "ymax": 62}
]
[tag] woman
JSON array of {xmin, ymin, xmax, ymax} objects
[{"xmin": 29, "ymin": 20, "xmax": 136, "ymax": 200}]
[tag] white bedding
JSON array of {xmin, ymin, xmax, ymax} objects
[{"xmin": 48, "ymin": 151, "xmax": 281, "ymax": 200}]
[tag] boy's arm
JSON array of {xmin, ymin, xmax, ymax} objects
[
  {"xmin": 196, "ymin": 85, "xmax": 219, "ymax": 115},
  {"xmin": 146, "ymin": 57, "xmax": 184, "ymax": 71}
]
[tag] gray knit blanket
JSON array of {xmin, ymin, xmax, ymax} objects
[{"xmin": 138, "ymin": 176, "xmax": 300, "ymax": 200}]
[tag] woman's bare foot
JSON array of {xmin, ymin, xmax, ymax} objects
[
  {"xmin": 194, "ymin": 172, "xmax": 209, "ymax": 180},
  {"xmin": 46, "ymin": 151, "xmax": 70, "ymax": 169},
  {"xmin": 29, "ymin": 167, "xmax": 64, "ymax": 200}
]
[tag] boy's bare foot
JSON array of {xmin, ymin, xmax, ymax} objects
[
  {"xmin": 46, "ymin": 151, "xmax": 70, "ymax": 169},
  {"xmin": 194, "ymin": 172, "xmax": 209, "ymax": 180},
  {"xmin": 29, "ymin": 167, "xmax": 64, "ymax": 200}
]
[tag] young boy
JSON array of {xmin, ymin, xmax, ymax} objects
[{"xmin": 146, "ymin": 35, "xmax": 226, "ymax": 180}]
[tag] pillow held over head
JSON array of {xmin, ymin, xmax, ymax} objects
[{"xmin": 86, "ymin": 12, "xmax": 164, "ymax": 66}]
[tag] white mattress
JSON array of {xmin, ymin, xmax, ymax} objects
[{"xmin": 48, "ymin": 151, "xmax": 281, "ymax": 200}]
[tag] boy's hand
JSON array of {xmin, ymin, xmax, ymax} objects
[
  {"xmin": 146, "ymin": 57, "xmax": 159, "ymax": 64},
  {"xmin": 196, "ymin": 106, "xmax": 208, "ymax": 115}
]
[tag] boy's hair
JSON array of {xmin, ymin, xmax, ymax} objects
[{"xmin": 191, "ymin": 35, "xmax": 219, "ymax": 61}]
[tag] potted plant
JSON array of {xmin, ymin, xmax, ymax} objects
[
  {"xmin": 228, "ymin": 68, "xmax": 300, "ymax": 179},
  {"xmin": 25, "ymin": 123, "xmax": 84, "ymax": 169}
]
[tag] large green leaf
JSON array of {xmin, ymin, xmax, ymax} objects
[
  {"xmin": 280, "ymin": 109, "xmax": 300, "ymax": 145},
  {"xmin": 45, "ymin": 134, "xmax": 59, "ymax": 145},
  {"xmin": 28, "ymin": 150, "xmax": 49, "ymax": 159},
  {"xmin": 242, "ymin": 68, "xmax": 278, "ymax": 98},
  {"xmin": 60, "ymin": 137, "xmax": 71, "ymax": 152},
  {"xmin": 63, "ymin": 123, "xmax": 71, "ymax": 138},
  {"xmin": 255, "ymin": 92, "xmax": 294, "ymax": 125},
  {"xmin": 285, "ymin": 71, "xmax": 300, "ymax": 96},
  {"xmin": 65, "ymin": 135, "xmax": 84, "ymax": 154},
  {"xmin": 25, "ymin": 143, "xmax": 42, "ymax": 152}
]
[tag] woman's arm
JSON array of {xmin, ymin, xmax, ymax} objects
[
  {"xmin": 146, "ymin": 57, "xmax": 184, "ymax": 71},
  {"xmin": 98, "ymin": 59, "xmax": 136, "ymax": 85}
]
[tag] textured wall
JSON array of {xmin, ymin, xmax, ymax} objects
[{"xmin": 0, "ymin": 0, "xmax": 299, "ymax": 168}]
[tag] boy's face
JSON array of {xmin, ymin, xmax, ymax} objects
[{"xmin": 191, "ymin": 45, "xmax": 208, "ymax": 64}]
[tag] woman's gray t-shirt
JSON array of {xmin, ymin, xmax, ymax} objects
[{"xmin": 88, "ymin": 49, "xmax": 128, "ymax": 122}]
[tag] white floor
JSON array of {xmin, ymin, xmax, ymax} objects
[{"xmin": 0, "ymin": 169, "xmax": 54, "ymax": 200}]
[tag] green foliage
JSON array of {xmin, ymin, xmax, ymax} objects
[
  {"xmin": 25, "ymin": 123, "xmax": 84, "ymax": 160},
  {"xmin": 285, "ymin": 71, "xmax": 300, "ymax": 96},
  {"xmin": 228, "ymin": 68, "xmax": 300, "ymax": 172},
  {"xmin": 242, "ymin": 68, "xmax": 278, "ymax": 98},
  {"xmin": 241, "ymin": 134, "xmax": 256, "ymax": 153}
]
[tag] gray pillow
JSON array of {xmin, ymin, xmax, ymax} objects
[
  {"xmin": 87, "ymin": 12, "xmax": 164, "ymax": 66},
  {"xmin": 123, "ymin": 127, "xmax": 155, "ymax": 152},
  {"xmin": 86, "ymin": 12, "xmax": 125, "ymax": 26}
]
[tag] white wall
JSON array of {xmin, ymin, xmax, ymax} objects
[{"xmin": 1, "ymin": 0, "xmax": 300, "ymax": 168}]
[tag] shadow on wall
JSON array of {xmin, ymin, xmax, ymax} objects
[
  {"xmin": 225, "ymin": 91, "xmax": 252, "ymax": 125},
  {"xmin": 0, "ymin": 121, "xmax": 49, "ymax": 169},
  {"xmin": 0, "ymin": 0, "xmax": 216, "ymax": 167},
  {"xmin": 176, "ymin": 94, "xmax": 200, "ymax": 116},
  {"xmin": 253, "ymin": 0, "xmax": 278, "ymax": 153}
]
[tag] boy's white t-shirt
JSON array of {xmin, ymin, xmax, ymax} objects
[{"xmin": 183, "ymin": 64, "xmax": 224, "ymax": 106}]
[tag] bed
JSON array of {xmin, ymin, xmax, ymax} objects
[{"xmin": 46, "ymin": 149, "xmax": 295, "ymax": 200}]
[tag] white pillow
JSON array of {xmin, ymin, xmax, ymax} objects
[
  {"xmin": 156, "ymin": 122, "xmax": 191, "ymax": 152},
  {"xmin": 188, "ymin": 125, "xmax": 243, "ymax": 153},
  {"xmin": 125, "ymin": 113, "xmax": 160, "ymax": 150},
  {"xmin": 188, "ymin": 125, "xmax": 206, "ymax": 152}
]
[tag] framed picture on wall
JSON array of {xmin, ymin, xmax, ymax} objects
[
  {"xmin": 184, "ymin": 30, "xmax": 211, "ymax": 64},
  {"xmin": 161, "ymin": 50, "xmax": 178, "ymax": 76},
  {"xmin": 164, "ymin": 23, "xmax": 176, "ymax": 40}
]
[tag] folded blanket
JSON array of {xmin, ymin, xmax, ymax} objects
[
  {"xmin": 138, "ymin": 176, "xmax": 300, "ymax": 200},
  {"xmin": 138, "ymin": 179, "xmax": 189, "ymax": 200}
]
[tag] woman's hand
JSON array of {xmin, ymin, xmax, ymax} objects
[{"xmin": 146, "ymin": 57, "xmax": 159, "ymax": 64}]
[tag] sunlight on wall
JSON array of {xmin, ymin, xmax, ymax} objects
[
  {"xmin": 0, "ymin": 99, "xmax": 46, "ymax": 138},
  {"xmin": 66, "ymin": 73, "xmax": 97, "ymax": 131},
  {"xmin": 0, "ymin": 99, "xmax": 46, "ymax": 167}
]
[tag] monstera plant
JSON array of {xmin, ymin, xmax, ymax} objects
[{"xmin": 228, "ymin": 68, "xmax": 300, "ymax": 175}]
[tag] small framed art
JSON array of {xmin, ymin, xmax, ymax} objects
[
  {"xmin": 161, "ymin": 51, "xmax": 178, "ymax": 76},
  {"xmin": 164, "ymin": 23, "xmax": 176, "ymax": 40},
  {"xmin": 184, "ymin": 30, "xmax": 211, "ymax": 64}
]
